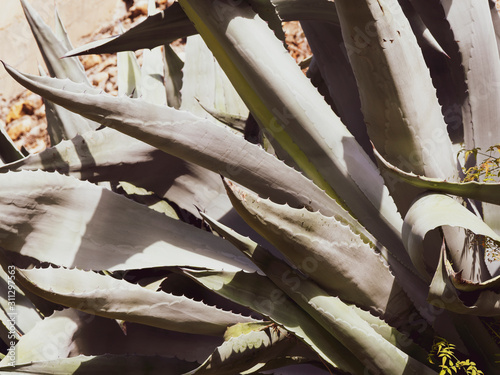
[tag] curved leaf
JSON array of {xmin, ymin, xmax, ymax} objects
[
  {"xmin": 20, "ymin": 0, "xmax": 87, "ymax": 82},
  {"xmin": 64, "ymin": 2, "xmax": 197, "ymax": 57},
  {"xmin": 20, "ymin": 0, "xmax": 97, "ymax": 142},
  {"xmin": 179, "ymin": 0, "xmax": 407, "ymax": 271},
  {"xmin": 0, "ymin": 65, "xmax": 345, "ymax": 221},
  {"xmin": 0, "ymin": 127, "xmax": 231, "ymax": 220},
  {"xmin": 334, "ymin": 0, "xmax": 458, "ymax": 215},
  {"xmin": 429, "ymin": 246, "xmax": 500, "ymax": 316},
  {"xmin": 180, "ymin": 35, "xmax": 248, "ymax": 124},
  {"xmin": 189, "ymin": 219, "xmax": 436, "ymax": 374},
  {"xmin": 0, "ymin": 354, "xmax": 196, "ymax": 375},
  {"xmin": 63, "ymin": 0, "xmax": 338, "ymax": 58},
  {"xmin": 15, "ymin": 266, "xmax": 258, "ymax": 336},
  {"xmin": 222, "ymin": 181, "xmax": 418, "ymax": 330},
  {"xmin": 6, "ymin": 308, "xmax": 222, "ymax": 365},
  {"xmin": 0, "ymin": 169, "xmax": 256, "ymax": 273},
  {"xmin": 403, "ymin": 193, "xmax": 498, "ymax": 281},
  {"xmin": 184, "ymin": 324, "xmax": 296, "ymax": 375},
  {"xmin": 376, "ymin": 148, "xmax": 500, "ymax": 206},
  {"xmin": 182, "ymin": 268, "xmax": 365, "ymax": 374},
  {"xmin": 438, "ymin": 0, "xmax": 500, "ymax": 233}
]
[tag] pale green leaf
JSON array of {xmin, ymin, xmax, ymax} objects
[
  {"xmin": 403, "ymin": 193, "xmax": 499, "ymax": 281},
  {"xmin": 180, "ymin": 35, "xmax": 248, "ymax": 125},
  {"xmin": 300, "ymin": 21, "xmax": 371, "ymax": 158},
  {"xmin": 0, "ymin": 127, "xmax": 231, "ymax": 220},
  {"xmin": 182, "ymin": 268, "xmax": 365, "ymax": 374},
  {"xmin": 439, "ymin": 0, "xmax": 500, "ymax": 233},
  {"xmin": 0, "ymin": 354, "xmax": 196, "ymax": 374},
  {"xmin": 222, "ymin": 181, "xmax": 419, "ymax": 331},
  {"xmin": 117, "ymin": 181, "xmax": 179, "ymax": 219},
  {"xmin": 376, "ymin": 148, "xmax": 500, "ymax": 206},
  {"xmin": 20, "ymin": 0, "xmax": 87, "ymax": 82},
  {"xmin": 15, "ymin": 266, "xmax": 259, "ymax": 335},
  {"xmin": 20, "ymin": 0, "xmax": 97, "ymax": 142},
  {"xmin": 5, "ymin": 308, "xmax": 222, "ymax": 365},
  {"xmin": 334, "ymin": 0, "xmax": 458, "ymax": 215},
  {"xmin": 0, "ymin": 169, "xmax": 256, "ymax": 273},
  {"xmin": 183, "ymin": 324, "xmax": 295, "ymax": 375},
  {"xmin": 163, "ymin": 44, "xmax": 184, "ymax": 109},
  {"xmin": 0, "ymin": 66, "xmax": 342, "ymax": 222},
  {"xmin": 117, "ymin": 50, "xmax": 141, "ymax": 98},
  {"xmin": 63, "ymin": 0, "xmax": 337, "ymax": 58},
  {"xmin": 0, "ymin": 266, "xmax": 41, "ymax": 341},
  {"xmin": 429, "ymin": 247, "xmax": 500, "ymax": 316},
  {"xmin": 201, "ymin": 212, "xmax": 431, "ymax": 364},
  {"xmin": 64, "ymin": 2, "xmax": 197, "ymax": 57},
  {"xmin": 179, "ymin": 0, "xmax": 406, "ymax": 268},
  {"xmin": 193, "ymin": 217, "xmax": 436, "ymax": 374}
]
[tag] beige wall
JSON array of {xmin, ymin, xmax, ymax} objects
[{"xmin": 0, "ymin": 0, "xmax": 122, "ymax": 100}]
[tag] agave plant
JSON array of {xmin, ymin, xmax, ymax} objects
[{"xmin": 0, "ymin": 0, "xmax": 500, "ymax": 373}]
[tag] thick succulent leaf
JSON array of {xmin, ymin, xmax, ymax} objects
[
  {"xmin": 300, "ymin": 20, "xmax": 372, "ymax": 159},
  {"xmin": 0, "ymin": 354, "xmax": 196, "ymax": 374},
  {"xmin": 246, "ymin": 1, "xmax": 285, "ymax": 43},
  {"xmin": 141, "ymin": 46, "xmax": 167, "ymax": 106},
  {"xmin": 15, "ymin": 266, "xmax": 258, "ymax": 335},
  {"xmin": 20, "ymin": 0, "xmax": 97, "ymax": 142},
  {"xmin": 118, "ymin": 181, "xmax": 179, "ymax": 219},
  {"xmin": 440, "ymin": 0, "xmax": 500, "ymax": 157},
  {"xmin": 399, "ymin": 0, "xmax": 448, "ymax": 56},
  {"xmin": 6, "ymin": 308, "xmax": 222, "ymax": 365},
  {"xmin": 20, "ymin": 0, "xmax": 87, "ymax": 82},
  {"xmin": 180, "ymin": 35, "xmax": 248, "ymax": 125},
  {"xmin": 184, "ymin": 324, "xmax": 295, "ymax": 375},
  {"xmin": 254, "ymin": 253, "xmax": 436, "ymax": 374},
  {"xmin": 0, "ymin": 266, "xmax": 41, "ymax": 341},
  {"xmin": 1, "ymin": 66, "xmax": 348, "ymax": 222},
  {"xmin": 39, "ymin": 66, "xmax": 95, "ymax": 146},
  {"xmin": 221, "ymin": 182, "xmax": 458, "ymax": 342},
  {"xmin": 53, "ymin": 7, "xmax": 74, "ymax": 53},
  {"xmin": 201, "ymin": 212, "xmax": 431, "ymax": 360},
  {"xmin": 0, "ymin": 128, "xmax": 231, "ymax": 220},
  {"xmin": 117, "ymin": 50, "xmax": 142, "ymax": 98},
  {"xmin": 163, "ymin": 44, "xmax": 184, "ymax": 109},
  {"xmin": 403, "ymin": 193, "xmax": 498, "ymax": 281},
  {"xmin": 377, "ymin": 148, "xmax": 500, "ymax": 205},
  {"xmin": 223, "ymin": 181, "xmax": 418, "ymax": 330},
  {"xmin": 188, "ymin": 221, "xmax": 435, "ymax": 374},
  {"xmin": 179, "ymin": 0, "xmax": 406, "ymax": 266},
  {"xmin": 0, "ymin": 169, "xmax": 256, "ymax": 273},
  {"xmin": 334, "ymin": 0, "xmax": 458, "ymax": 215},
  {"xmin": 489, "ymin": 0, "xmax": 500, "ymax": 57},
  {"xmin": 438, "ymin": 0, "xmax": 500, "ymax": 233},
  {"xmin": 63, "ymin": 0, "xmax": 338, "ymax": 59},
  {"xmin": 429, "ymin": 247, "xmax": 500, "ymax": 316},
  {"xmin": 65, "ymin": 2, "xmax": 197, "ymax": 57},
  {"xmin": 182, "ymin": 269, "xmax": 365, "ymax": 374},
  {"xmin": 405, "ymin": 197, "xmax": 500, "ymax": 370},
  {"xmin": 0, "ymin": 128, "xmax": 24, "ymax": 164}
]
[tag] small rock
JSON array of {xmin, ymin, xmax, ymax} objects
[
  {"xmin": 130, "ymin": 1, "xmax": 148, "ymax": 18},
  {"xmin": 92, "ymin": 72, "xmax": 110, "ymax": 88},
  {"xmin": 6, "ymin": 101, "xmax": 35, "ymax": 124},
  {"xmin": 7, "ymin": 117, "xmax": 32, "ymax": 140},
  {"xmin": 82, "ymin": 55, "xmax": 102, "ymax": 70}
]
